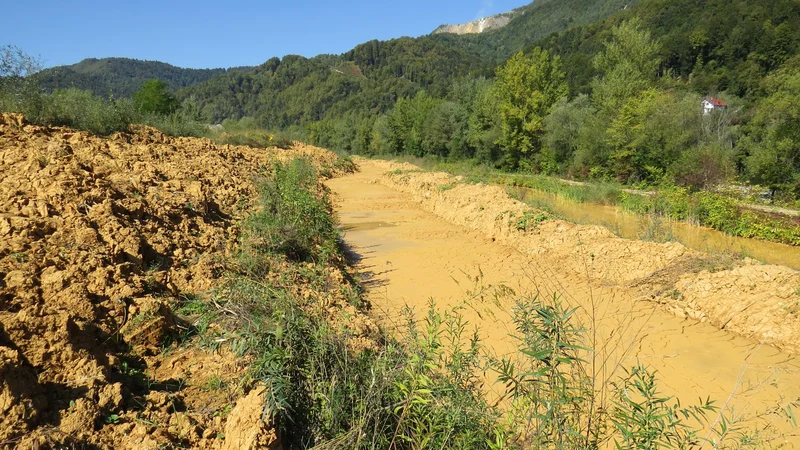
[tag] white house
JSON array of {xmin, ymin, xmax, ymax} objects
[{"xmin": 702, "ymin": 97, "xmax": 728, "ymax": 115}]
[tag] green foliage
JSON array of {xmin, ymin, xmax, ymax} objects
[
  {"xmin": 385, "ymin": 91, "xmax": 441, "ymax": 156},
  {"xmin": 239, "ymin": 159, "xmax": 337, "ymax": 266},
  {"xmin": 142, "ymin": 109, "xmax": 209, "ymax": 138},
  {"xmin": 513, "ymin": 210, "xmax": 551, "ymax": 231},
  {"xmin": 611, "ymin": 365, "xmax": 715, "ymax": 449},
  {"xmin": 496, "ymin": 49, "xmax": 568, "ymax": 170},
  {"xmin": 605, "ymin": 89, "xmax": 701, "ymax": 183},
  {"xmin": 134, "ymin": 79, "xmax": 179, "ymax": 115},
  {"xmin": 218, "ymin": 161, "xmax": 498, "ymax": 448},
  {"xmin": 591, "ymin": 18, "xmax": 661, "ymax": 115},
  {"xmin": 493, "ymin": 295, "xmax": 596, "ymax": 447},
  {"xmin": 0, "ymin": 45, "xmax": 44, "ymax": 117},
  {"xmin": 543, "ymin": 95, "xmax": 601, "ymax": 174},
  {"xmin": 672, "ymin": 143, "xmax": 736, "ymax": 189},
  {"xmin": 32, "ymin": 88, "xmax": 137, "ymax": 135},
  {"xmin": 740, "ymin": 59, "xmax": 800, "ymax": 190},
  {"xmin": 619, "ymin": 188, "xmax": 800, "ymax": 245}
]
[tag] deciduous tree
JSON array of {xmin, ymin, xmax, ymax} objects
[
  {"xmin": 133, "ymin": 79, "xmax": 179, "ymax": 115},
  {"xmin": 495, "ymin": 48, "xmax": 567, "ymax": 170}
]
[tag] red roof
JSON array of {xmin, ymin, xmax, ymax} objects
[{"xmin": 705, "ymin": 97, "xmax": 728, "ymax": 107}]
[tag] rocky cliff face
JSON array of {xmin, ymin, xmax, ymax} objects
[{"xmin": 432, "ymin": 9, "xmax": 523, "ymax": 35}]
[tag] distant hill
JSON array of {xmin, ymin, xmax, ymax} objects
[{"xmin": 33, "ymin": 58, "xmax": 250, "ymax": 97}]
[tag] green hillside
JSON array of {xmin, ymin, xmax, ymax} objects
[
  {"xmin": 432, "ymin": 0, "xmax": 642, "ymax": 64},
  {"xmin": 537, "ymin": 0, "xmax": 800, "ymax": 97},
  {"xmin": 34, "ymin": 57, "xmax": 245, "ymax": 97},
  {"xmin": 181, "ymin": 38, "xmax": 488, "ymax": 128}
]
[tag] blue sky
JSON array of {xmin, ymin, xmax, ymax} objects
[{"xmin": 2, "ymin": 0, "xmax": 528, "ymax": 69}]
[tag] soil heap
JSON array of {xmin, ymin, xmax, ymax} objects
[{"xmin": 0, "ymin": 114, "xmax": 341, "ymax": 449}]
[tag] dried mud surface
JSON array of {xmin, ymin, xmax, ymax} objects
[
  {"xmin": 367, "ymin": 159, "xmax": 800, "ymax": 355},
  {"xmin": 0, "ymin": 114, "xmax": 341, "ymax": 449}
]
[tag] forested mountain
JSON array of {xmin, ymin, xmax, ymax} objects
[
  {"xmin": 180, "ymin": 0, "xmax": 639, "ymax": 126},
  {"xmin": 180, "ymin": 38, "xmax": 489, "ymax": 128},
  {"xmin": 536, "ymin": 0, "xmax": 800, "ymax": 98},
  {"xmin": 292, "ymin": 0, "xmax": 800, "ymax": 197},
  {"xmin": 34, "ymin": 58, "xmax": 246, "ymax": 97}
]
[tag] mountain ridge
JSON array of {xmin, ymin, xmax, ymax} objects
[{"xmin": 34, "ymin": 57, "xmax": 251, "ymax": 97}]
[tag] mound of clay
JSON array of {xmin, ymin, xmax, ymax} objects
[{"xmin": 0, "ymin": 114, "xmax": 344, "ymax": 448}]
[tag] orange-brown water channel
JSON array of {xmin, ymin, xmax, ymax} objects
[
  {"xmin": 327, "ymin": 161, "xmax": 800, "ymax": 446},
  {"xmin": 509, "ymin": 186, "xmax": 800, "ymax": 271}
]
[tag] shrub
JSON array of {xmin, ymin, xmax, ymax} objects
[
  {"xmin": 37, "ymin": 88, "xmax": 137, "ymax": 135},
  {"xmin": 239, "ymin": 159, "xmax": 337, "ymax": 266},
  {"xmin": 142, "ymin": 110, "xmax": 208, "ymax": 138}
]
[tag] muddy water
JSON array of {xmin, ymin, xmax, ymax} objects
[
  {"xmin": 510, "ymin": 186, "xmax": 800, "ymax": 271},
  {"xmin": 327, "ymin": 162, "xmax": 800, "ymax": 444}
]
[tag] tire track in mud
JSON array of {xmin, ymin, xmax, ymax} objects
[{"xmin": 327, "ymin": 160, "xmax": 800, "ymax": 443}]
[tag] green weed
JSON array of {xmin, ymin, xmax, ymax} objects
[
  {"xmin": 203, "ymin": 376, "xmax": 226, "ymax": 392},
  {"xmin": 514, "ymin": 210, "xmax": 550, "ymax": 231}
]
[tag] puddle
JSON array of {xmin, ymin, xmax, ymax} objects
[{"xmin": 341, "ymin": 221, "xmax": 396, "ymax": 232}]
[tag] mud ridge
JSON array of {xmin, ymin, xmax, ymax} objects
[{"xmin": 366, "ymin": 159, "xmax": 800, "ymax": 354}]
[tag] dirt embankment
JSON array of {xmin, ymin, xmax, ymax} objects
[
  {"xmin": 368, "ymin": 160, "xmax": 800, "ymax": 354},
  {"xmin": 0, "ymin": 114, "xmax": 343, "ymax": 449}
]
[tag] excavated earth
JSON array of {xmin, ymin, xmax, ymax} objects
[{"xmin": 0, "ymin": 114, "xmax": 345, "ymax": 449}]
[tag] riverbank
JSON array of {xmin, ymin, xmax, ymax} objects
[{"xmin": 380, "ymin": 156, "xmax": 800, "ymax": 247}]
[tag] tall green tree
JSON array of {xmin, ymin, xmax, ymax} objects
[
  {"xmin": 543, "ymin": 95, "xmax": 603, "ymax": 175},
  {"xmin": 133, "ymin": 79, "xmax": 179, "ymax": 115},
  {"xmin": 386, "ymin": 91, "xmax": 439, "ymax": 156},
  {"xmin": 591, "ymin": 19, "xmax": 661, "ymax": 115},
  {"xmin": 740, "ymin": 58, "xmax": 800, "ymax": 191},
  {"xmin": 0, "ymin": 45, "xmax": 43, "ymax": 114},
  {"xmin": 495, "ymin": 48, "xmax": 568, "ymax": 170}
]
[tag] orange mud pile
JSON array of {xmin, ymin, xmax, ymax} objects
[
  {"xmin": 0, "ymin": 114, "xmax": 342, "ymax": 449},
  {"xmin": 368, "ymin": 159, "xmax": 800, "ymax": 354}
]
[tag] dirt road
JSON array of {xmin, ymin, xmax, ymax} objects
[{"xmin": 327, "ymin": 160, "xmax": 800, "ymax": 442}]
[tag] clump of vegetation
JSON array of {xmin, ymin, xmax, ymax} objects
[
  {"xmin": 196, "ymin": 158, "xmax": 498, "ymax": 448},
  {"xmin": 514, "ymin": 210, "xmax": 550, "ymax": 231},
  {"xmin": 209, "ymin": 117, "xmax": 301, "ymax": 149}
]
